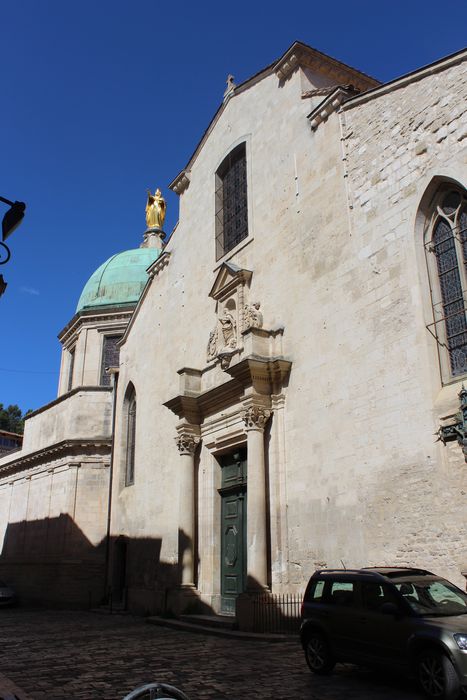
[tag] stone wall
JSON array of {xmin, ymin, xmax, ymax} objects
[
  {"xmin": 108, "ymin": 54, "xmax": 467, "ymax": 616},
  {"xmin": 0, "ymin": 458, "xmax": 110, "ymax": 607}
]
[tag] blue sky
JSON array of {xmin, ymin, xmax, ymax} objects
[{"xmin": 1, "ymin": 0, "xmax": 466, "ymax": 413}]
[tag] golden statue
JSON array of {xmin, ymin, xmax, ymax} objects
[{"xmin": 145, "ymin": 188, "xmax": 166, "ymax": 230}]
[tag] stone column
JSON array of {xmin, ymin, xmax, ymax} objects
[
  {"xmin": 242, "ymin": 404, "xmax": 271, "ymax": 591},
  {"xmin": 175, "ymin": 426, "xmax": 200, "ymax": 587}
]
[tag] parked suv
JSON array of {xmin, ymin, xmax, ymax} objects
[{"xmin": 300, "ymin": 567, "xmax": 467, "ymax": 699}]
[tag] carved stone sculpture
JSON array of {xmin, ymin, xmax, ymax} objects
[
  {"xmin": 220, "ymin": 310, "xmax": 237, "ymax": 349},
  {"xmin": 207, "ymin": 328, "xmax": 218, "ymax": 362},
  {"xmin": 207, "ymin": 307, "xmax": 238, "ymax": 363},
  {"xmin": 242, "ymin": 405, "xmax": 271, "ymax": 430},
  {"xmin": 244, "ymin": 301, "xmax": 263, "ymax": 329},
  {"xmin": 175, "ymin": 432, "xmax": 200, "ymax": 455}
]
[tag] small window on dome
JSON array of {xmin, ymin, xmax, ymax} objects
[{"xmin": 100, "ymin": 335, "xmax": 121, "ymax": 386}]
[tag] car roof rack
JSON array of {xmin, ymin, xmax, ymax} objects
[
  {"xmin": 313, "ymin": 566, "xmax": 434, "ymax": 579},
  {"xmin": 361, "ymin": 567, "xmax": 434, "ymax": 577}
]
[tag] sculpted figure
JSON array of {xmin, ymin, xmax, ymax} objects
[
  {"xmin": 145, "ymin": 188, "xmax": 166, "ymax": 229},
  {"xmin": 207, "ymin": 307, "xmax": 238, "ymax": 363},
  {"xmin": 207, "ymin": 327, "xmax": 218, "ymax": 362},
  {"xmin": 244, "ymin": 301, "xmax": 263, "ymax": 329},
  {"xmin": 220, "ymin": 309, "xmax": 237, "ymax": 349}
]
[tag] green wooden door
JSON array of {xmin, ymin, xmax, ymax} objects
[{"xmin": 220, "ymin": 449, "xmax": 247, "ymax": 615}]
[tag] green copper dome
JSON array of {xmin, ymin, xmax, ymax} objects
[{"xmin": 76, "ymin": 247, "xmax": 160, "ymax": 313}]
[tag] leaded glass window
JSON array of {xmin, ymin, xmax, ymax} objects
[
  {"xmin": 215, "ymin": 143, "xmax": 248, "ymax": 259},
  {"xmin": 125, "ymin": 392, "xmax": 136, "ymax": 486},
  {"xmin": 429, "ymin": 188, "xmax": 467, "ymax": 378},
  {"xmin": 100, "ymin": 335, "xmax": 121, "ymax": 386}
]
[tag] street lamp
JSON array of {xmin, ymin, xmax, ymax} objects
[
  {"xmin": 0, "ymin": 196, "xmax": 26, "ymax": 264},
  {"xmin": 0, "ymin": 195, "xmax": 26, "ymax": 297}
]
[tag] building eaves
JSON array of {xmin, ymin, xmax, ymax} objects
[
  {"xmin": 169, "ymin": 62, "xmax": 275, "ymax": 194},
  {"xmin": 274, "ymin": 41, "xmax": 380, "ymax": 88},
  {"xmin": 169, "ymin": 41, "xmax": 380, "ymax": 194},
  {"xmin": 341, "ymin": 47, "xmax": 467, "ymax": 111},
  {"xmin": 307, "ymin": 85, "xmax": 359, "ymax": 131},
  {"xmin": 58, "ymin": 305, "xmax": 136, "ymax": 345},
  {"xmin": 0, "ymin": 437, "xmax": 112, "ymax": 478},
  {"xmin": 120, "ymin": 251, "xmax": 172, "ymax": 345}
]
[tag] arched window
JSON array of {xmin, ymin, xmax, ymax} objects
[
  {"xmin": 215, "ymin": 142, "xmax": 248, "ymax": 259},
  {"xmin": 426, "ymin": 186, "xmax": 467, "ymax": 380},
  {"xmin": 124, "ymin": 385, "xmax": 136, "ymax": 486}
]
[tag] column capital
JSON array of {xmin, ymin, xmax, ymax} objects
[
  {"xmin": 242, "ymin": 405, "xmax": 271, "ymax": 431},
  {"xmin": 175, "ymin": 426, "xmax": 200, "ymax": 455}
]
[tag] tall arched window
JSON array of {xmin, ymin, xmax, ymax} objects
[
  {"xmin": 426, "ymin": 186, "xmax": 467, "ymax": 380},
  {"xmin": 215, "ymin": 142, "xmax": 248, "ymax": 259},
  {"xmin": 124, "ymin": 385, "xmax": 136, "ymax": 486}
]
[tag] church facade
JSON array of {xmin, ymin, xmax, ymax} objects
[{"xmin": 1, "ymin": 42, "xmax": 466, "ymax": 614}]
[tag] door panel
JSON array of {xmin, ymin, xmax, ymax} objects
[
  {"xmin": 219, "ymin": 450, "xmax": 247, "ymax": 615},
  {"xmin": 221, "ymin": 490, "xmax": 245, "ymax": 614}
]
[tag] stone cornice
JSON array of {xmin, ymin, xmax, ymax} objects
[
  {"xmin": 208, "ymin": 262, "xmax": 252, "ymax": 301},
  {"xmin": 273, "ymin": 42, "xmax": 379, "ymax": 92},
  {"xmin": 58, "ymin": 307, "xmax": 134, "ymax": 346},
  {"xmin": 23, "ymin": 386, "xmax": 112, "ymax": 421},
  {"xmin": 169, "ymin": 170, "xmax": 191, "ymax": 195},
  {"xmin": 226, "ymin": 357, "xmax": 292, "ymax": 394},
  {"xmin": 168, "ymin": 41, "xmax": 378, "ymax": 193},
  {"xmin": 0, "ymin": 438, "xmax": 112, "ymax": 478},
  {"xmin": 164, "ymin": 356, "xmax": 291, "ymax": 424},
  {"xmin": 164, "ymin": 381, "xmax": 243, "ymax": 425},
  {"xmin": 341, "ymin": 47, "xmax": 467, "ymax": 111},
  {"xmin": 301, "ymin": 86, "xmax": 336, "ymax": 99},
  {"xmin": 120, "ymin": 251, "xmax": 172, "ymax": 345},
  {"xmin": 307, "ymin": 86, "xmax": 358, "ymax": 131},
  {"xmin": 147, "ymin": 251, "xmax": 171, "ymax": 278}
]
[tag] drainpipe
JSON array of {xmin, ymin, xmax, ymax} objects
[{"xmin": 104, "ymin": 367, "xmax": 119, "ymax": 596}]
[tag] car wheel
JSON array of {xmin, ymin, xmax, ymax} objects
[
  {"xmin": 304, "ymin": 632, "xmax": 335, "ymax": 675},
  {"xmin": 417, "ymin": 649, "xmax": 460, "ymax": 699}
]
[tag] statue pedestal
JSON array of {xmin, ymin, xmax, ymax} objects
[{"xmin": 141, "ymin": 227, "xmax": 165, "ymax": 250}]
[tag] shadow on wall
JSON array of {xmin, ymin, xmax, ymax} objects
[
  {"xmin": 108, "ymin": 528, "xmax": 215, "ymax": 617},
  {"xmin": 0, "ymin": 517, "xmax": 302, "ymax": 628},
  {"xmin": 0, "ymin": 517, "xmax": 215, "ymax": 617},
  {"xmin": 0, "ymin": 514, "xmax": 107, "ymax": 609}
]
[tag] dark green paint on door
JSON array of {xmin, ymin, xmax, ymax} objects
[{"xmin": 219, "ymin": 448, "xmax": 247, "ymax": 615}]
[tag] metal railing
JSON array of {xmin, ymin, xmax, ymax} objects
[{"xmin": 252, "ymin": 593, "xmax": 303, "ymax": 634}]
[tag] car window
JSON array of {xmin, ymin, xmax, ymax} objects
[
  {"xmin": 312, "ymin": 580, "xmax": 325, "ymax": 601},
  {"xmin": 329, "ymin": 581, "xmax": 355, "ymax": 607},
  {"xmin": 361, "ymin": 582, "xmax": 399, "ymax": 612},
  {"xmin": 395, "ymin": 579, "xmax": 467, "ymax": 616},
  {"xmin": 306, "ymin": 580, "xmax": 325, "ymax": 601}
]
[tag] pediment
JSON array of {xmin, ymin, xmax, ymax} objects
[
  {"xmin": 208, "ymin": 262, "xmax": 252, "ymax": 301},
  {"xmin": 274, "ymin": 42, "xmax": 380, "ymax": 93}
]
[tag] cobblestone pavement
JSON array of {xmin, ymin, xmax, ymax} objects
[{"xmin": 0, "ymin": 609, "xmax": 426, "ymax": 700}]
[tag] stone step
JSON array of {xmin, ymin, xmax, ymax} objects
[
  {"xmin": 91, "ymin": 604, "xmax": 130, "ymax": 615},
  {"xmin": 179, "ymin": 613, "xmax": 236, "ymax": 630},
  {"xmin": 146, "ymin": 615, "xmax": 289, "ymax": 642}
]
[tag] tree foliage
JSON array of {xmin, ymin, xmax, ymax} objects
[{"xmin": 0, "ymin": 404, "xmax": 32, "ymax": 434}]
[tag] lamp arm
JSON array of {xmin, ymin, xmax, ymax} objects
[{"xmin": 0, "ymin": 242, "xmax": 11, "ymax": 265}]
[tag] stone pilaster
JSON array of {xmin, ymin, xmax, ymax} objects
[
  {"xmin": 175, "ymin": 424, "xmax": 200, "ymax": 587},
  {"xmin": 242, "ymin": 403, "xmax": 271, "ymax": 591}
]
